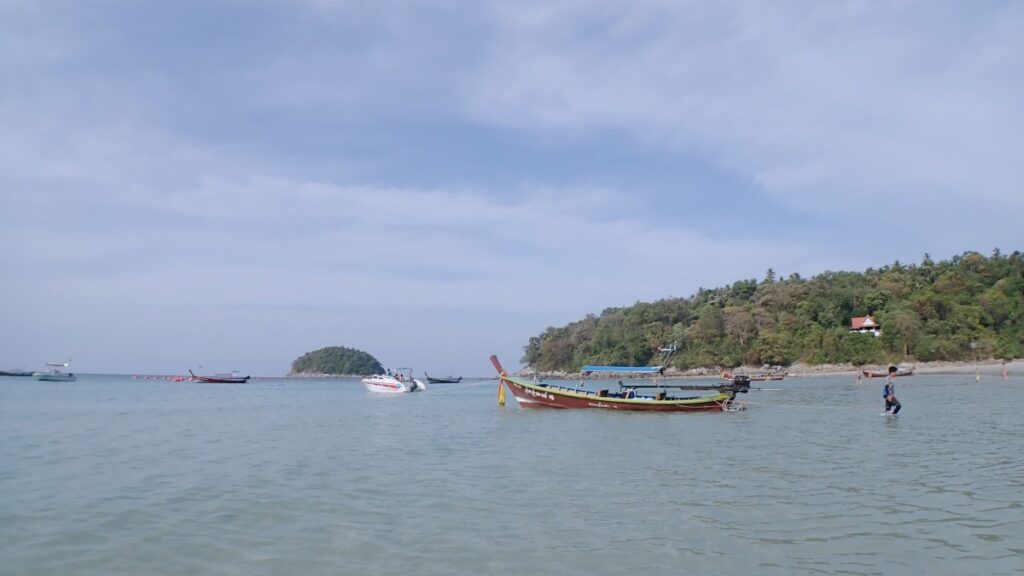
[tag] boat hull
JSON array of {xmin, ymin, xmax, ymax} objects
[
  {"xmin": 721, "ymin": 371, "xmax": 786, "ymax": 381},
  {"xmin": 193, "ymin": 377, "xmax": 249, "ymax": 383},
  {"xmin": 189, "ymin": 370, "xmax": 249, "ymax": 383},
  {"xmin": 361, "ymin": 376, "xmax": 425, "ymax": 393},
  {"xmin": 35, "ymin": 372, "xmax": 77, "ymax": 382},
  {"xmin": 862, "ymin": 370, "xmax": 913, "ymax": 378},
  {"xmin": 501, "ymin": 376, "xmax": 730, "ymax": 412},
  {"xmin": 425, "ymin": 375, "xmax": 462, "ymax": 384}
]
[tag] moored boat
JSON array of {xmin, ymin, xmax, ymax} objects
[
  {"xmin": 719, "ymin": 369, "xmax": 787, "ymax": 382},
  {"xmin": 491, "ymin": 356, "xmax": 749, "ymax": 412},
  {"xmin": 862, "ymin": 368, "xmax": 913, "ymax": 378},
  {"xmin": 362, "ymin": 368, "xmax": 426, "ymax": 393},
  {"xmin": 188, "ymin": 369, "xmax": 250, "ymax": 384},
  {"xmin": 34, "ymin": 361, "xmax": 77, "ymax": 382},
  {"xmin": 424, "ymin": 373, "xmax": 462, "ymax": 384}
]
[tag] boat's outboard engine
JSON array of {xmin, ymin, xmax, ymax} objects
[{"xmin": 728, "ymin": 375, "xmax": 751, "ymax": 393}]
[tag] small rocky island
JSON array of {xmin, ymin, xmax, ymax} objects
[{"xmin": 289, "ymin": 346, "xmax": 383, "ymax": 376}]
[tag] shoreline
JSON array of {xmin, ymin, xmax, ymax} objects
[
  {"xmin": 785, "ymin": 358, "xmax": 1022, "ymax": 378},
  {"xmin": 518, "ymin": 359, "xmax": 1023, "ymax": 380}
]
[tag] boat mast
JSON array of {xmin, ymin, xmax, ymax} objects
[{"xmin": 652, "ymin": 342, "xmax": 677, "ymax": 390}]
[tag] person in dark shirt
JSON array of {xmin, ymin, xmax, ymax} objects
[{"xmin": 883, "ymin": 366, "xmax": 902, "ymax": 414}]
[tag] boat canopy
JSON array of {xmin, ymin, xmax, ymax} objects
[{"xmin": 581, "ymin": 365, "xmax": 663, "ymax": 374}]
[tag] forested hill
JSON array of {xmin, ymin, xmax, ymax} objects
[
  {"xmin": 290, "ymin": 346, "xmax": 383, "ymax": 376},
  {"xmin": 522, "ymin": 250, "xmax": 1024, "ymax": 372}
]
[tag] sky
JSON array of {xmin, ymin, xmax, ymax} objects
[{"xmin": 2, "ymin": 1, "xmax": 1022, "ymax": 377}]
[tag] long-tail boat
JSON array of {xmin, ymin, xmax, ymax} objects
[
  {"xmin": 490, "ymin": 356, "xmax": 755, "ymax": 412},
  {"xmin": 719, "ymin": 369, "xmax": 788, "ymax": 381},
  {"xmin": 189, "ymin": 369, "xmax": 250, "ymax": 384},
  {"xmin": 861, "ymin": 367, "xmax": 914, "ymax": 378},
  {"xmin": 424, "ymin": 373, "xmax": 462, "ymax": 384}
]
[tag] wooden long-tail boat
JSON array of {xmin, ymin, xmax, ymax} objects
[
  {"xmin": 491, "ymin": 356, "xmax": 751, "ymax": 412},
  {"xmin": 189, "ymin": 369, "xmax": 249, "ymax": 384},
  {"xmin": 424, "ymin": 373, "xmax": 462, "ymax": 384},
  {"xmin": 719, "ymin": 369, "xmax": 787, "ymax": 382},
  {"xmin": 862, "ymin": 368, "xmax": 914, "ymax": 378}
]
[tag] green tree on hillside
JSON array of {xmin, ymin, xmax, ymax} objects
[{"xmin": 521, "ymin": 250, "xmax": 1024, "ymax": 371}]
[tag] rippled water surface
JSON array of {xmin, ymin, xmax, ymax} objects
[{"xmin": 2, "ymin": 373, "xmax": 1021, "ymax": 575}]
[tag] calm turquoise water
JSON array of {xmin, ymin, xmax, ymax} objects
[{"xmin": 1, "ymin": 374, "xmax": 1021, "ymax": 575}]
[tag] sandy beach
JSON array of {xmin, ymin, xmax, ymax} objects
[
  {"xmin": 521, "ymin": 359, "xmax": 1023, "ymax": 380},
  {"xmin": 783, "ymin": 358, "xmax": 1023, "ymax": 378}
]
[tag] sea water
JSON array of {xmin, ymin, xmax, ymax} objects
[{"xmin": 1, "ymin": 374, "xmax": 1021, "ymax": 575}]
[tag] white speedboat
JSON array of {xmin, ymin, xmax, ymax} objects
[
  {"xmin": 35, "ymin": 361, "xmax": 77, "ymax": 382},
  {"xmin": 361, "ymin": 368, "xmax": 426, "ymax": 393}
]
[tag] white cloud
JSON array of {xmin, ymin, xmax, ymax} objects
[
  {"xmin": 466, "ymin": 1, "xmax": 1024, "ymax": 217},
  {"xmin": 2, "ymin": 165, "xmax": 815, "ymax": 371},
  {"xmin": 2, "ymin": 1, "xmax": 1019, "ymax": 374}
]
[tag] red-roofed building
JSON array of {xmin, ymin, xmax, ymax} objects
[{"xmin": 850, "ymin": 315, "xmax": 881, "ymax": 337}]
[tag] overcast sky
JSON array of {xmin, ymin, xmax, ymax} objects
[{"xmin": 2, "ymin": 1, "xmax": 1021, "ymax": 376}]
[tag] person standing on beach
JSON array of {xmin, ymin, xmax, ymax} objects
[{"xmin": 884, "ymin": 366, "xmax": 902, "ymax": 414}]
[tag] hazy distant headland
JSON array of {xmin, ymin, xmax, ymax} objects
[{"xmin": 521, "ymin": 250, "xmax": 1023, "ymax": 374}]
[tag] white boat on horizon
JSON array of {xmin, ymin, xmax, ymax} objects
[
  {"xmin": 35, "ymin": 360, "xmax": 77, "ymax": 382},
  {"xmin": 361, "ymin": 368, "xmax": 426, "ymax": 394}
]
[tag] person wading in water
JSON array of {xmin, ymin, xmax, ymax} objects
[{"xmin": 883, "ymin": 365, "xmax": 902, "ymax": 415}]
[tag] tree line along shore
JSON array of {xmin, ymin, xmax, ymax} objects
[
  {"xmin": 517, "ymin": 359, "xmax": 1021, "ymax": 379},
  {"xmin": 522, "ymin": 250, "xmax": 1023, "ymax": 374},
  {"xmin": 284, "ymin": 251, "xmax": 1021, "ymax": 378}
]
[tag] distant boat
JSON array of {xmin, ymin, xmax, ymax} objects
[
  {"xmin": 362, "ymin": 368, "xmax": 426, "ymax": 393},
  {"xmin": 189, "ymin": 369, "xmax": 250, "ymax": 384},
  {"xmin": 719, "ymin": 368, "xmax": 787, "ymax": 382},
  {"xmin": 862, "ymin": 368, "xmax": 914, "ymax": 378},
  {"xmin": 424, "ymin": 372, "xmax": 462, "ymax": 384},
  {"xmin": 0, "ymin": 369, "xmax": 34, "ymax": 377},
  {"xmin": 34, "ymin": 360, "xmax": 77, "ymax": 382}
]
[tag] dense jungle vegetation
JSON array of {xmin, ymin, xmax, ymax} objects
[
  {"xmin": 522, "ymin": 250, "xmax": 1024, "ymax": 371},
  {"xmin": 290, "ymin": 346, "xmax": 383, "ymax": 375}
]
